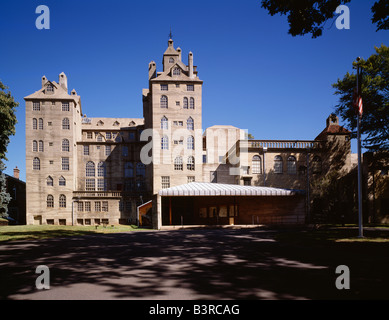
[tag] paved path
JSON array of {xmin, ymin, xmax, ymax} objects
[{"xmin": 0, "ymin": 228, "xmax": 388, "ymax": 300}]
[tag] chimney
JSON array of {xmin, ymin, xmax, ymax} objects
[
  {"xmin": 42, "ymin": 75, "xmax": 47, "ymax": 88},
  {"xmin": 148, "ymin": 61, "xmax": 156, "ymax": 80},
  {"xmin": 59, "ymin": 72, "xmax": 68, "ymax": 92},
  {"xmin": 13, "ymin": 166, "xmax": 20, "ymax": 179},
  {"xmin": 188, "ymin": 52, "xmax": 194, "ymax": 78}
]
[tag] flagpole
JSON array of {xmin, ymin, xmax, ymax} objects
[{"xmin": 356, "ymin": 57, "xmax": 363, "ymax": 238}]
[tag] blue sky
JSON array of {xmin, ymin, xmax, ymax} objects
[{"xmin": 0, "ymin": 0, "xmax": 387, "ymax": 180}]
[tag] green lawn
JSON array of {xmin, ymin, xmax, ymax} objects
[{"xmin": 0, "ymin": 224, "xmax": 150, "ymax": 242}]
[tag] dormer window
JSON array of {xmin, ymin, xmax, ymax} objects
[
  {"xmin": 46, "ymin": 84, "xmax": 54, "ymax": 93},
  {"xmin": 173, "ymin": 67, "xmax": 181, "ymax": 76}
]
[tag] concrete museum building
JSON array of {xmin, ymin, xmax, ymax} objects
[{"xmin": 25, "ymin": 39, "xmax": 355, "ymax": 228}]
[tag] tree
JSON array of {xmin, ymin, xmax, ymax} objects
[
  {"xmin": 260, "ymin": 0, "xmax": 389, "ymax": 38},
  {"xmin": 332, "ymin": 45, "xmax": 389, "ymax": 152},
  {"xmin": 0, "ymin": 80, "xmax": 18, "ymax": 218}
]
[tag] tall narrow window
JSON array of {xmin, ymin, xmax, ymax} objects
[
  {"xmin": 39, "ymin": 118, "xmax": 44, "ymax": 130},
  {"xmin": 312, "ymin": 156, "xmax": 322, "ymax": 174},
  {"xmin": 83, "ymin": 145, "xmax": 89, "ymax": 155},
  {"xmin": 252, "ymin": 155, "xmax": 262, "ymax": 174},
  {"xmin": 161, "ymin": 95, "xmax": 168, "ymax": 108},
  {"xmin": 47, "ymin": 195, "xmax": 54, "ymax": 208},
  {"xmin": 161, "ymin": 116, "xmax": 168, "ymax": 130},
  {"xmin": 32, "ymin": 140, "xmax": 38, "ymax": 152},
  {"xmin": 187, "ymin": 117, "xmax": 194, "ymax": 130},
  {"xmin": 97, "ymin": 179, "xmax": 107, "ymax": 191},
  {"xmin": 187, "ymin": 156, "xmax": 195, "ymax": 171},
  {"xmin": 85, "ymin": 178, "xmax": 95, "ymax": 191},
  {"xmin": 183, "ymin": 97, "xmax": 188, "ymax": 109},
  {"xmin": 59, "ymin": 176, "xmax": 66, "ymax": 186},
  {"xmin": 62, "ymin": 157, "xmax": 69, "ymax": 171},
  {"xmin": 161, "ymin": 176, "xmax": 170, "ymax": 189},
  {"xmin": 46, "ymin": 176, "xmax": 53, "ymax": 186},
  {"xmin": 33, "ymin": 118, "xmax": 37, "ymax": 130},
  {"xmin": 62, "ymin": 118, "xmax": 70, "ymax": 130},
  {"xmin": 174, "ymin": 156, "xmax": 183, "ymax": 171},
  {"xmin": 62, "ymin": 139, "xmax": 70, "ymax": 152},
  {"xmin": 33, "ymin": 157, "xmax": 40, "ymax": 170},
  {"xmin": 161, "ymin": 135, "xmax": 169, "ymax": 150},
  {"xmin": 38, "ymin": 140, "xmax": 44, "ymax": 152},
  {"xmin": 124, "ymin": 162, "xmax": 134, "ymax": 178},
  {"xmin": 274, "ymin": 156, "xmax": 283, "ymax": 174},
  {"xmin": 33, "ymin": 102, "xmax": 40, "ymax": 111},
  {"xmin": 122, "ymin": 146, "xmax": 128, "ymax": 157},
  {"xmin": 62, "ymin": 102, "xmax": 70, "ymax": 111},
  {"xmin": 187, "ymin": 136, "xmax": 194, "ymax": 150},
  {"xmin": 98, "ymin": 162, "xmax": 106, "ymax": 177},
  {"xmin": 287, "ymin": 156, "xmax": 297, "ymax": 174},
  {"xmin": 190, "ymin": 97, "xmax": 195, "ymax": 109},
  {"xmin": 105, "ymin": 145, "xmax": 111, "ymax": 156},
  {"xmin": 86, "ymin": 161, "xmax": 95, "ymax": 177},
  {"xmin": 59, "ymin": 194, "xmax": 66, "ymax": 208}
]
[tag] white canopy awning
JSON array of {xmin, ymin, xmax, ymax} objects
[{"xmin": 158, "ymin": 182, "xmax": 304, "ymax": 197}]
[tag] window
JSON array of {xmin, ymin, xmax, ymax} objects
[
  {"xmin": 176, "ymin": 84, "xmax": 180, "ymax": 88},
  {"xmin": 274, "ymin": 156, "xmax": 283, "ymax": 174},
  {"xmin": 312, "ymin": 156, "xmax": 322, "ymax": 174},
  {"xmin": 33, "ymin": 101, "xmax": 40, "ymax": 111},
  {"xmin": 173, "ymin": 121, "xmax": 183, "ymax": 127},
  {"xmin": 174, "ymin": 156, "xmax": 183, "ymax": 171},
  {"xmin": 105, "ymin": 145, "xmax": 111, "ymax": 156},
  {"xmin": 183, "ymin": 97, "xmax": 188, "ymax": 109},
  {"xmin": 161, "ymin": 84, "xmax": 168, "ymax": 91},
  {"xmin": 83, "ymin": 145, "xmax": 89, "ymax": 155},
  {"xmin": 38, "ymin": 140, "xmax": 43, "ymax": 152},
  {"xmin": 85, "ymin": 201, "xmax": 91, "ymax": 212},
  {"xmin": 48, "ymin": 122, "xmax": 52, "ymax": 126},
  {"xmin": 49, "ymin": 142, "xmax": 53, "ymax": 147},
  {"xmin": 39, "ymin": 118, "xmax": 43, "ymax": 130},
  {"xmin": 86, "ymin": 178, "xmax": 95, "ymax": 191},
  {"xmin": 62, "ymin": 157, "xmax": 69, "ymax": 171},
  {"xmin": 62, "ymin": 102, "xmax": 69, "ymax": 111},
  {"xmin": 252, "ymin": 155, "xmax": 262, "ymax": 174},
  {"xmin": 188, "ymin": 176, "xmax": 195, "ymax": 183},
  {"xmin": 102, "ymin": 201, "xmax": 108, "ymax": 212},
  {"xmin": 136, "ymin": 162, "xmax": 146, "ymax": 177},
  {"xmin": 187, "ymin": 136, "xmax": 194, "ymax": 150},
  {"xmin": 98, "ymin": 162, "xmax": 106, "ymax": 177},
  {"xmin": 46, "ymin": 176, "xmax": 53, "ymax": 186},
  {"xmin": 95, "ymin": 201, "xmax": 101, "ymax": 212},
  {"xmin": 187, "ymin": 117, "xmax": 194, "ymax": 130},
  {"xmin": 97, "ymin": 179, "xmax": 107, "ymax": 191},
  {"xmin": 46, "ymin": 84, "xmax": 54, "ymax": 93},
  {"xmin": 161, "ymin": 116, "xmax": 168, "ymax": 130},
  {"xmin": 97, "ymin": 134, "xmax": 103, "ymax": 142},
  {"xmin": 161, "ymin": 135, "xmax": 169, "ymax": 150},
  {"xmin": 124, "ymin": 162, "xmax": 134, "ymax": 178},
  {"xmin": 33, "ymin": 140, "xmax": 38, "ymax": 152},
  {"xmin": 187, "ymin": 156, "xmax": 195, "ymax": 171},
  {"xmin": 33, "ymin": 157, "xmax": 40, "ymax": 170},
  {"xmin": 33, "ymin": 118, "xmax": 37, "ymax": 130},
  {"xmin": 106, "ymin": 132, "xmax": 112, "ymax": 140},
  {"xmin": 190, "ymin": 97, "xmax": 195, "ymax": 109},
  {"xmin": 87, "ymin": 132, "xmax": 93, "ymax": 139},
  {"xmin": 47, "ymin": 195, "xmax": 54, "ymax": 208},
  {"xmin": 176, "ymin": 101, "xmax": 180, "ymax": 106},
  {"xmin": 161, "ymin": 176, "xmax": 170, "ymax": 189},
  {"xmin": 59, "ymin": 194, "xmax": 66, "ymax": 208},
  {"xmin": 287, "ymin": 156, "xmax": 297, "ymax": 174},
  {"xmin": 78, "ymin": 202, "xmax": 84, "ymax": 212},
  {"xmin": 59, "ymin": 176, "xmax": 66, "ymax": 186},
  {"xmin": 173, "ymin": 67, "xmax": 181, "ymax": 76},
  {"xmin": 62, "ymin": 118, "xmax": 70, "ymax": 130},
  {"xmin": 243, "ymin": 178, "xmax": 252, "ymax": 186},
  {"xmin": 129, "ymin": 132, "xmax": 135, "ymax": 141},
  {"xmin": 203, "ymin": 155, "xmax": 207, "ymax": 164},
  {"xmin": 62, "ymin": 139, "xmax": 70, "ymax": 152},
  {"xmin": 122, "ymin": 146, "xmax": 128, "ymax": 157},
  {"xmin": 161, "ymin": 95, "xmax": 168, "ymax": 108},
  {"xmin": 187, "ymin": 84, "xmax": 194, "ymax": 91},
  {"xmin": 86, "ymin": 161, "xmax": 95, "ymax": 177},
  {"xmin": 169, "ymin": 57, "xmax": 174, "ymax": 63}
]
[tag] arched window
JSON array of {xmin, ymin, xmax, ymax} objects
[
  {"xmin": 39, "ymin": 118, "xmax": 43, "ymax": 130},
  {"xmin": 169, "ymin": 57, "xmax": 174, "ymax": 63},
  {"xmin": 312, "ymin": 156, "xmax": 322, "ymax": 174},
  {"xmin": 59, "ymin": 176, "xmax": 66, "ymax": 186},
  {"xmin": 187, "ymin": 156, "xmax": 195, "ymax": 171},
  {"xmin": 62, "ymin": 139, "xmax": 69, "ymax": 152},
  {"xmin": 124, "ymin": 162, "xmax": 134, "ymax": 178},
  {"xmin": 33, "ymin": 118, "xmax": 37, "ymax": 130},
  {"xmin": 183, "ymin": 97, "xmax": 188, "ymax": 109},
  {"xmin": 86, "ymin": 161, "xmax": 95, "ymax": 177},
  {"xmin": 173, "ymin": 67, "xmax": 181, "ymax": 76},
  {"xmin": 287, "ymin": 156, "xmax": 297, "ymax": 174},
  {"xmin": 187, "ymin": 117, "xmax": 194, "ymax": 130},
  {"xmin": 62, "ymin": 118, "xmax": 70, "ymax": 130},
  {"xmin": 32, "ymin": 140, "xmax": 38, "ymax": 152},
  {"xmin": 274, "ymin": 156, "xmax": 283, "ymax": 174},
  {"xmin": 187, "ymin": 136, "xmax": 194, "ymax": 150},
  {"xmin": 161, "ymin": 135, "xmax": 169, "ymax": 150},
  {"xmin": 160, "ymin": 95, "xmax": 168, "ymax": 108},
  {"xmin": 190, "ymin": 97, "xmax": 195, "ymax": 109},
  {"xmin": 47, "ymin": 195, "xmax": 54, "ymax": 208},
  {"xmin": 136, "ymin": 162, "xmax": 146, "ymax": 177},
  {"xmin": 59, "ymin": 194, "xmax": 66, "ymax": 208},
  {"xmin": 98, "ymin": 162, "xmax": 106, "ymax": 177},
  {"xmin": 46, "ymin": 176, "xmax": 53, "ymax": 186},
  {"xmin": 39, "ymin": 140, "xmax": 44, "ymax": 152},
  {"xmin": 252, "ymin": 155, "xmax": 262, "ymax": 174},
  {"xmin": 33, "ymin": 157, "xmax": 40, "ymax": 170},
  {"xmin": 161, "ymin": 116, "xmax": 168, "ymax": 130},
  {"xmin": 174, "ymin": 156, "xmax": 183, "ymax": 171}
]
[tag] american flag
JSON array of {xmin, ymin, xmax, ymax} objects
[{"xmin": 353, "ymin": 90, "xmax": 363, "ymax": 117}]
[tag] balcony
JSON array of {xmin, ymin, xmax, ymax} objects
[{"xmin": 240, "ymin": 139, "xmax": 324, "ymax": 150}]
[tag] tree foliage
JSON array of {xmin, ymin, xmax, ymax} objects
[
  {"xmin": 260, "ymin": 0, "xmax": 388, "ymax": 38},
  {"xmin": 332, "ymin": 45, "xmax": 389, "ymax": 151}
]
